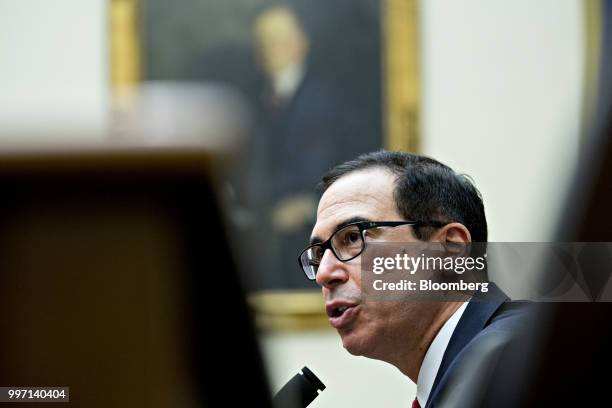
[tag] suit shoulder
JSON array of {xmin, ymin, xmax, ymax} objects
[{"xmin": 481, "ymin": 301, "xmax": 536, "ymax": 339}]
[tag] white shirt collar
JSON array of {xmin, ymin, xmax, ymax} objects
[
  {"xmin": 270, "ymin": 64, "xmax": 305, "ymax": 101},
  {"xmin": 416, "ymin": 302, "xmax": 469, "ymax": 407}
]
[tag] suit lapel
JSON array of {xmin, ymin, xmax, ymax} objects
[{"xmin": 425, "ymin": 283, "xmax": 508, "ymax": 407}]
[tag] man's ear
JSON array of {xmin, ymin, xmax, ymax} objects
[{"xmin": 431, "ymin": 223, "xmax": 471, "ymax": 255}]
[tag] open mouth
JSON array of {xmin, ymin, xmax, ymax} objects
[
  {"xmin": 331, "ymin": 306, "xmax": 351, "ymax": 318},
  {"xmin": 326, "ymin": 302, "xmax": 360, "ymax": 328}
]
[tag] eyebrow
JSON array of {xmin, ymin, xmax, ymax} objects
[{"xmin": 309, "ymin": 216, "xmax": 371, "ymax": 246}]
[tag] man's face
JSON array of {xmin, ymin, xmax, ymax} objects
[{"xmin": 311, "ymin": 168, "xmax": 438, "ymax": 359}]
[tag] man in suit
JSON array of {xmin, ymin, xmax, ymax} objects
[{"xmin": 298, "ymin": 150, "xmax": 534, "ymax": 407}]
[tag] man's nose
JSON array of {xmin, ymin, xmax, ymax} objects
[{"xmin": 315, "ymin": 249, "xmax": 350, "ymax": 288}]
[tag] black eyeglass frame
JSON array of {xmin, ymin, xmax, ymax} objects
[{"xmin": 298, "ymin": 220, "xmax": 447, "ymax": 280}]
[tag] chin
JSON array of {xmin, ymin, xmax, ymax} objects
[{"xmin": 339, "ymin": 328, "xmax": 375, "ymax": 357}]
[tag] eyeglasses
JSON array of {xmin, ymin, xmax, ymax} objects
[{"xmin": 298, "ymin": 220, "xmax": 445, "ymax": 280}]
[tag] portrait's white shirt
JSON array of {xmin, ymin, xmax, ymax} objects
[
  {"xmin": 416, "ymin": 302, "xmax": 469, "ymax": 407},
  {"xmin": 271, "ymin": 64, "xmax": 305, "ymax": 101}
]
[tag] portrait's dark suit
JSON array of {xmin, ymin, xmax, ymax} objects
[
  {"xmin": 425, "ymin": 284, "xmax": 536, "ymax": 408},
  {"xmin": 267, "ymin": 73, "xmax": 347, "ymax": 287},
  {"xmin": 262, "ymin": 73, "xmax": 354, "ymax": 200},
  {"xmin": 250, "ymin": 72, "xmax": 377, "ymax": 288}
]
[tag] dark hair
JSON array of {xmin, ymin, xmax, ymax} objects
[{"xmin": 319, "ymin": 150, "xmax": 488, "ymax": 242}]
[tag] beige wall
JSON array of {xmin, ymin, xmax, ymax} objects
[
  {"xmin": 421, "ymin": 0, "xmax": 584, "ymax": 243},
  {"xmin": 0, "ymin": 0, "xmax": 108, "ymax": 142}
]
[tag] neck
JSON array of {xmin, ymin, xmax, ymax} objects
[{"xmin": 391, "ymin": 302, "xmax": 464, "ymax": 382}]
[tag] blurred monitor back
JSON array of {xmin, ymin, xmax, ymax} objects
[{"xmin": 0, "ymin": 149, "xmax": 271, "ymax": 407}]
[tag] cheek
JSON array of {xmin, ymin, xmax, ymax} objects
[
  {"xmin": 347, "ymin": 260, "xmax": 362, "ymax": 285},
  {"xmin": 359, "ymin": 301, "xmax": 394, "ymax": 330}
]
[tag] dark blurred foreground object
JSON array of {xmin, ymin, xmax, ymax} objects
[
  {"xmin": 518, "ymin": 78, "xmax": 612, "ymax": 406},
  {"xmin": 0, "ymin": 149, "xmax": 272, "ymax": 407},
  {"xmin": 273, "ymin": 366, "xmax": 325, "ymax": 408}
]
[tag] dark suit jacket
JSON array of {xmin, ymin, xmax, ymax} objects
[{"xmin": 425, "ymin": 284, "xmax": 536, "ymax": 408}]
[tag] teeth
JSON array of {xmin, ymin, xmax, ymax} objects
[{"xmin": 338, "ymin": 306, "xmax": 348, "ymax": 312}]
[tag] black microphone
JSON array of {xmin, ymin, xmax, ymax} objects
[{"xmin": 273, "ymin": 366, "xmax": 326, "ymax": 408}]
